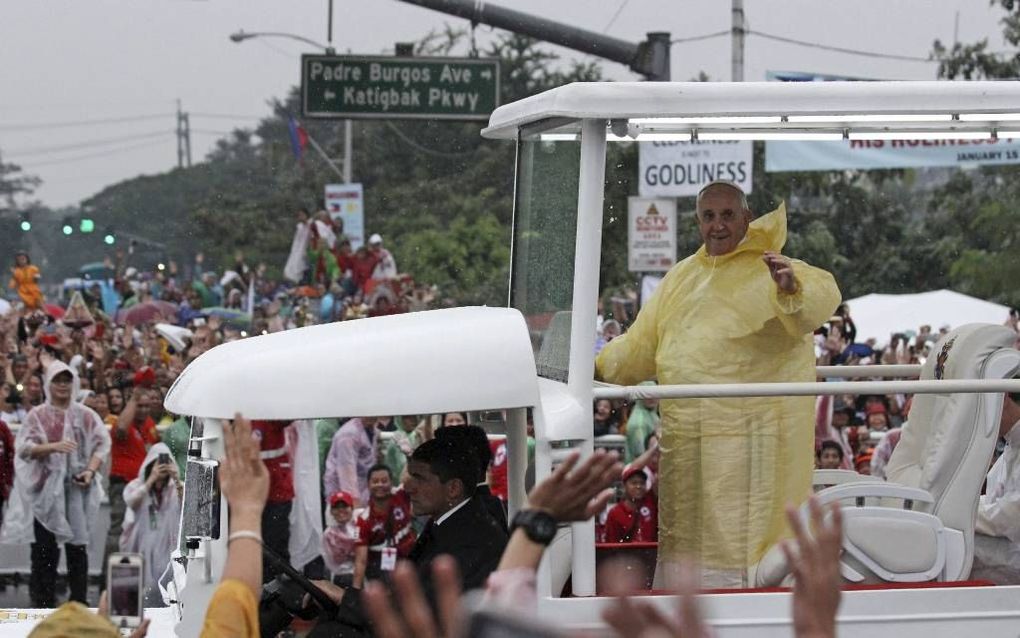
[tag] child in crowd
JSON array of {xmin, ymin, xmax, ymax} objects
[
  {"xmin": 321, "ymin": 490, "xmax": 358, "ymax": 587},
  {"xmin": 603, "ymin": 466, "xmax": 658, "ymax": 543},
  {"xmin": 816, "ymin": 440, "xmax": 845, "ymax": 470}
]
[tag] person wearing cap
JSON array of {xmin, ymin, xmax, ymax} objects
[
  {"xmin": 322, "ymin": 490, "xmax": 359, "ymax": 587},
  {"xmin": 368, "ymin": 233, "xmax": 398, "ymax": 280},
  {"xmin": 864, "ymin": 401, "xmax": 890, "ymax": 433},
  {"xmin": 596, "ymin": 180, "xmax": 840, "ymax": 586},
  {"xmin": 604, "ymin": 466, "xmax": 658, "ymax": 544},
  {"xmin": 855, "ymin": 450, "xmax": 874, "ymax": 475}
]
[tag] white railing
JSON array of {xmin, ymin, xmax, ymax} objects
[{"xmin": 594, "ymin": 378, "xmax": 1020, "ymax": 401}]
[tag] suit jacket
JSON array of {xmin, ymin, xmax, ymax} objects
[{"xmin": 475, "ymin": 484, "xmax": 509, "ymax": 532}]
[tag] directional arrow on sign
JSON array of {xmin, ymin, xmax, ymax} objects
[{"xmin": 325, "ymin": 90, "xmax": 336, "ymax": 100}]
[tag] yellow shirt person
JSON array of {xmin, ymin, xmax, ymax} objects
[
  {"xmin": 9, "ymin": 252, "xmax": 44, "ymax": 310},
  {"xmin": 596, "ymin": 182, "xmax": 840, "ymax": 583}
]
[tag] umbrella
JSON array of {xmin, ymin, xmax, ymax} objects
[
  {"xmin": 115, "ymin": 300, "xmax": 179, "ymax": 326},
  {"xmin": 155, "ymin": 323, "xmax": 193, "ymax": 353},
  {"xmin": 201, "ymin": 306, "xmax": 252, "ymax": 329},
  {"xmin": 63, "ymin": 291, "xmax": 95, "ymax": 329},
  {"xmin": 0, "ymin": 298, "xmax": 11, "ymax": 316},
  {"xmin": 44, "ymin": 304, "xmax": 65, "ymax": 319}
]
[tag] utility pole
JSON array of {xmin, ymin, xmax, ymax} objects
[
  {"xmin": 731, "ymin": 0, "xmax": 745, "ymax": 82},
  {"xmin": 176, "ymin": 99, "xmax": 184, "ymax": 169},
  {"xmin": 175, "ymin": 100, "xmax": 193, "ymax": 168},
  {"xmin": 394, "ymin": 0, "xmax": 670, "ymax": 80},
  {"xmin": 343, "ymin": 120, "xmax": 352, "ymax": 183}
]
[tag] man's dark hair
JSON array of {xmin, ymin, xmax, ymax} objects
[
  {"xmin": 411, "ymin": 438, "xmax": 479, "ymax": 497},
  {"xmin": 367, "ymin": 463, "xmax": 392, "ymax": 480},
  {"xmin": 819, "ymin": 440, "xmax": 845, "ymax": 461},
  {"xmin": 436, "ymin": 425, "xmax": 492, "ymax": 471}
]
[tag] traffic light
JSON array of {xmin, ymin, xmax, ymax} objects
[
  {"xmin": 103, "ymin": 226, "xmax": 116, "ymax": 245},
  {"xmin": 79, "ymin": 216, "xmax": 95, "ymax": 233},
  {"xmin": 61, "ymin": 216, "xmax": 74, "ymax": 236},
  {"xmin": 19, "ymin": 212, "xmax": 31, "ymax": 232}
]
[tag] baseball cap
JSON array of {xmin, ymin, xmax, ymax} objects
[
  {"xmin": 622, "ymin": 465, "xmax": 648, "ymax": 482},
  {"xmin": 865, "ymin": 403, "xmax": 887, "ymax": 416},
  {"xmin": 329, "ymin": 490, "xmax": 354, "ymax": 508},
  {"xmin": 368, "ymin": 233, "xmax": 383, "ymax": 245}
]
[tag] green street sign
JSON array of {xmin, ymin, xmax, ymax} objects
[{"xmin": 301, "ymin": 55, "xmax": 500, "ymax": 121}]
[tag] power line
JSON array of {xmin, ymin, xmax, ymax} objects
[
  {"xmin": 603, "ymin": 0, "xmax": 631, "ymax": 33},
  {"xmin": 384, "ymin": 122, "xmax": 477, "ymax": 159},
  {"xmin": 672, "ymin": 30, "xmax": 729, "ymax": 45},
  {"xmin": 191, "ymin": 112, "xmax": 266, "ymax": 120},
  {"xmin": 5, "ymin": 131, "xmax": 173, "ymax": 157},
  {"xmin": 191, "ymin": 129, "xmax": 237, "ymax": 136},
  {"xmin": 0, "ymin": 113, "xmax": 172, "ymax": 132},
  {"xmin": 747, "ymin": 29, "xmax": 935, "ymax": 62},
  {"xmin": 22, "ymin": 136, "xmax": 174, "ymax": 168}
]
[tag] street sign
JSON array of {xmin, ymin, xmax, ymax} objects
[{"xmin": 301, "ymin": 55, "xmax": 500, "ymax": 120}]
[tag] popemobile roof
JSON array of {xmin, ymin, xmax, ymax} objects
[
  {"xmin": 481, "ymin": 80, "xmax": 1020, "ymax": 139},
  {"xmin": 164, "ymin": 306, "xmax": 539, "ymax": 420}
]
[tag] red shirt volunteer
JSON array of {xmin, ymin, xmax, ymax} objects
[
  {"xmin": 110, "ymin": 416, "xmax": 158, "ymax": 481},
  {"xmin": 489, "ymin": 439, "xmax": 508, "ymax": 501},
  {"xmin": 603, "ymin": 493, "xmax": 658, "ymax": 543},
  {"xmin": 250, "ymin": 420, "xmax": 294, "ymax": 503},
  {"xmin": 355, "ymin": 489, "xmax": 416, "ymax": 556}
]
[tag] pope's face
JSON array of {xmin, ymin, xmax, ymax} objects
[{"xmin": 696, "ymin": 186, "xmax": 751, "ymax": 256}]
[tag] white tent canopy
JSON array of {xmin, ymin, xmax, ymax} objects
[{"xmin": 845, "ymin": 289, "xmax": 1013, "ymax": 346}]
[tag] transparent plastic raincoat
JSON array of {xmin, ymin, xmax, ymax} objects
[
  {"xmin": 2, "ymin": 362, "xmax": 111, "ymax": 546},
  {"xmin": 596, "ymin": 204, "xmax": 840, "ymax": 570}
]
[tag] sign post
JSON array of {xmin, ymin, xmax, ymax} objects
[
  {"xmin": 628, "ymin": 197, "xmax": 677, "ymax": 272},
  {"xmin": 302, "ymin": 55, "xmax": 500, "ymax": 120},
  {"xmin": 325, "ymin": 183, "xmax": 365, "ymax": 248}
]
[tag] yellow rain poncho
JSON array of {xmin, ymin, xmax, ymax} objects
[{"xmin": 596, "ymin": 203, "xmax": 840, "ymax": 571}]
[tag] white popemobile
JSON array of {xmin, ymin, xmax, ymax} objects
[{"xmin": 160, "ymin": 81, "xmax": 1020, "ymax": 637}]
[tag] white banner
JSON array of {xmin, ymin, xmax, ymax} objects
[
  {"xmin": 638, "ymin": 140, "xmax": 753, "ymax": 197},
  {"xmin": 324, "ymin": 183, "xmax": 365, "ymax": 248},
  {"xmin": 628, "ymin": 197, "xmax": 677, "ymax": 272},
  {"xmin": 766, "ymin": 138, "xmax": 1020, "ymax": 172}
]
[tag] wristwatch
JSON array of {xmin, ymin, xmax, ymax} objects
[{"xmin": 510, "ymin": 509, "xmax": 557, "ymax": 545}]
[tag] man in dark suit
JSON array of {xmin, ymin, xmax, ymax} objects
[
  {"xmin": 435, "ymin": 425, "xmax": 509, "ymax": 532},
  {"xmin": 306, "ymin": 436, "xmax": 507, "ymax": 635}
]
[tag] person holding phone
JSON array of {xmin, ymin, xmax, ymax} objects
[
  {"xmin": 119, "ymin": 443, "xmax": 182, "ymax": 605},
  {"xmin": 1, "ymin": 361, "xmax": 110, "ymax": 607}
]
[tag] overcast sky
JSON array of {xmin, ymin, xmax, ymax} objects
[{"xmin": 0, "ymin": 0, "xmax": 1010, "ymax": 208}]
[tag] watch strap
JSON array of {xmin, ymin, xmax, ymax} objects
[{"xmin": 510, "ymin": 509, "xmax": 557, "ymax": 545}]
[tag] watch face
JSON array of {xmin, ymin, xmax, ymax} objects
[{"xmin": 534, "ymin": 516, "xmax": 557, "ymax": 540}]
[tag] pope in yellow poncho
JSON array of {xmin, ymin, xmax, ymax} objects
[{"xmin": 597, "ymin": 182, "xmax": 840, "ymax": 582}]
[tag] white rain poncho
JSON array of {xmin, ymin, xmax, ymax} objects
[
  {"xmin": 597, "ymin": 204, "xmax": 841, "ymax": 571},
  {"xmin": 120, "ymin": 443, "xmax": 181, "ymax": 596},
  {"xmin": 283, "ymin": 220, "xmax": 311, "ymax": 283},
  {"xmin": 1, "ymin": 361, "xmax": 110, "ymax": 546},
  {"xmin": 286, "ymin": 420, "xmax": 323, "ymax": 570}
]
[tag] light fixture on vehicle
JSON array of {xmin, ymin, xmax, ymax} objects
[
  {"xmin": 958, "ymin": 113, "xmax": 1020, "ymax": 121},
  {"xmin": 632, "ymin": 116, "xmax": 782, "ymax": 125},
  {"xmin": 846, "ymin": 130, "xmax": 992, "ymax": 141},
  {"xmin": 697, "ymin": 131, "xmax": 845, "ymax": 141},
  {"xmin": 787, "ymin": 114, "xmax": 954, "ymax": 123}
]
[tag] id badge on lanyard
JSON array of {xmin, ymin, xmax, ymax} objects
[{"xmin": 380, "ymin": 547, "xmax": 397, "ymax": 571}]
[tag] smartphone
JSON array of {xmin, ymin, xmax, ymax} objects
[
  {"xmin": 158, "ymin": 452, "xmax": 171, "ymax": 466},
  {"xmin": 107, "ymin": 553, "xmax": 144, "ymax": 630}
]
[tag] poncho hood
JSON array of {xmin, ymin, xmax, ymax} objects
[{"xmin": 695, "ymin": 202, "xmax": 788, "ymax": 264}]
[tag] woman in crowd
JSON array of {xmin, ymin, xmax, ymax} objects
[
  {"xmin": 2, "ymin": 361, "xmax": 110, "ymax": 607},
  {"xmin": 119, "ymin": 442, "xmax": 182, "ymax": 606},
  {"xmin": 8, "ymin": 251, "xmax": 44, "ymax": 311},
  {"xmin": 593, "ymin": 398, "xmax": 619, "ymax": 437}
]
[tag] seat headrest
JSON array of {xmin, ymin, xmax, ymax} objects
[{"xmin": 885, "ymin": 323, "xmax": 1020, "ymax": 572}]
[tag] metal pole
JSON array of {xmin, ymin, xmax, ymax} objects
[
  {"xmin": 815, "ymin": 364, "xmax": 921, "ymax": 378},
  {"xmin": 176, "ymin": 99, "xmax": 184, "ymax": 169},
  {"xmin": 593, "ymin": 378, "xmax": 1020, "ymax": 402},
  {"xmin": 343, "ymin": 119, "xmax": 353, "ymax": 183},
  {"xmin": 305, "ymin": 132, "xmax": 345, "ymax": 180},
  {"xmin": 731, "ymin": 0, "xmax": 744, "ymax": 82},
  {"xmin": 327, "ymin": 0, "xmax": 334, "ymax": 46},
  {"xmin": 568, "ymin": 119, "xmax": 607, "ymax": 598},
  {"xmin": 394, "ymin": 0, "xmax": 667, "ymax": 79}
]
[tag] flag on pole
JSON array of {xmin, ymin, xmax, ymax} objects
[{"xmin": 288, "ymin": 116, "xmax": 309, "ymax": 161}]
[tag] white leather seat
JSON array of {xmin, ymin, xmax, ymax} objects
[{"xmin": 754, "ymin": 323, "xmax": 1020, "ymax": 586}]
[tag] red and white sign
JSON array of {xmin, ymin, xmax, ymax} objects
[{"xmin": 628, "ymin": 197, "xmax": 677, "ymax": 272}]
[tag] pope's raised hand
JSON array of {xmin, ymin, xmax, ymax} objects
[{"xmin": 763, "ymin": 251, "xmax": 797, "ymax": 294}]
